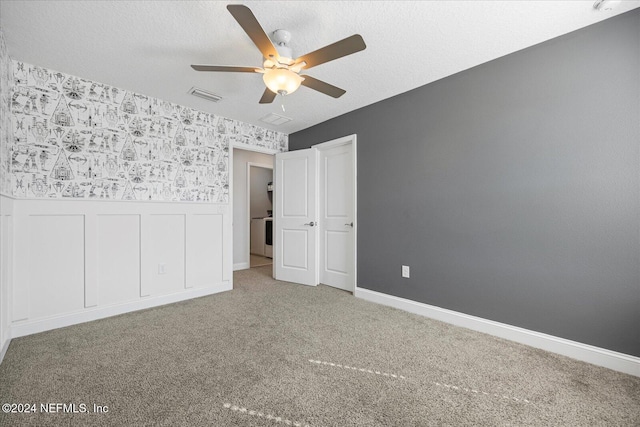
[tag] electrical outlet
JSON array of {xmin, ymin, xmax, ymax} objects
[
  {"xmin": 402, "ymin": 265, "xmax": 410, "ymax": 278},
  {"xmin": 158, "ymin": 263, "xmax": 166, "ymax": 275}
]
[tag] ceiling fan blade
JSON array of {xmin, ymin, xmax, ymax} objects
[
  {"xmin": 295, "ymin": 34, "xmax": 366, "ymax": 70},
  {"xmin": 300, "ymin": 75, "xmax": 346, "ymax": 98},
  {"xmin": 191, "ymin": 65, "xmax": 260, "ymax": 73},
  {"xmin": 227, "ymin": 4, "xmax": 279, "ymax": 60},
  {"xmin": 259, "ymin": 88, "xmax": 277, "ymax": 104}
]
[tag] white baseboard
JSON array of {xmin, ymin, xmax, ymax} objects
[
  {"xmin": 11, "ymin": 282, "xmax": 232, "ymax": 339},
  {"xmin": 0, "ymin": 337, "xmax": 9, "ymax": 365},
  {"xmin": 355, "ymin": 287, "xmax": 640, "ymax": 377},
  {"xmin": 233, "ymin": 262, "xmax": 250, "ymax": 271}
]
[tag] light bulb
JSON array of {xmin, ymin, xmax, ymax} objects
[{"xmin": 262, "ymin": 68, "xmax": 303, "ymax": 95}]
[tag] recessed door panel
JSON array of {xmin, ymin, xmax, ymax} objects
[
  {"xmin": 325, "ymin": 152, "xmax": 350, "ymax": 218},
  {"xmin": 325, "ymin": 230, "xmax": 349, "ymax": 274},
  {"xmin": 282, "ymin": 229, "xmax": 308, "ymax": 269},
  {"xmin": 282, "ymin": 157, "xmax": 308, "ymax": 217}
]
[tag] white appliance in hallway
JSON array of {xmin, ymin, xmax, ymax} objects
[
  {"xmin": 274, "ymin": 135, "xmax": 356, "ymax": 290},
  {"xmin": 250, "ymin": 217, "xmax": 273, "ymax": 258}
]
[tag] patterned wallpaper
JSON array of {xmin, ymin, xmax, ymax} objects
[
  {"xmin": 0, "ymin": 29, "xmax": 12, "ymax": 196},
  {"xmin": 8, "ymin": 61, "xmax": 287, "ymax": 202}
]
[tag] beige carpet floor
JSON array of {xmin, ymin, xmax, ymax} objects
[{"xmin": 0, "ymin": 266, "xmax": 638, "ymax": 426}]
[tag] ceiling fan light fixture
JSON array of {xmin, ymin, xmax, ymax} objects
[
  {"xmin": 263, "ymin": 68, "xmax": 304, "ymax": 95},
  {"xmin": 192, "ymin": 5, "xmax": 365, "ymax": 104}
]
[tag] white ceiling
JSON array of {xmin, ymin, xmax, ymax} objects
[{"xmin": 1, "ymin": 1, "xmax": 638, "ymax": 134}]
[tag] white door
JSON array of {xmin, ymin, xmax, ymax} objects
[
  {"xmin": 274, "ymin": 148, "xmax": 318, "ymax": 286},
  {"xmin": 318, "ymin": 137, "xmax": 356, "ymax": 291}
]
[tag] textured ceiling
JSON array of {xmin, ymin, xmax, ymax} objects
[{"xmin": 1, "ymin": 1, "xmax": 638, "ymax": 134}]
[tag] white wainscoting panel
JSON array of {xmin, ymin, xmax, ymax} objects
[
  {"xmin": 27, "ymin": 215, "xmax": 85, "ymax": 319},
  {"xmin": 7, "ymin": 199, "xmax": 232, "ymax": 339},
  {"xmin": 11, "ymin": 209, "xmax": 28, "ymax": 322},
  {"xmin": 187, "ymin": 214, "xmax": 223, "ymax": 288},
  {"xmin": 146, "ymin": 214, "xmax": 186, "ymax": 297},
  {"xmin": 97, "ymin": 214, "xmax": 141, "ymax": 307},
  {"xmin": 84, "ymin": 213, "xmax": 98, "ymax": 308},
  {"xmin": 0, "ymin": 195, "xmax": 14, "ymax": 364}
]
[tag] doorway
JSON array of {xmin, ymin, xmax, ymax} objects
[
  {"xmin": 232, "ymin": 147, "xmax": 275, "ymax": 271},
  {"xmin": 248, "ymin": 163, "xmax": 273, "ymax": 268}
]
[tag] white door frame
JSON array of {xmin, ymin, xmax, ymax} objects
[
  {"xmin": 246, "ymin": 162, "xmax": 273, "ymax": 262},
  {"xmin": 229, "ymin": 143, "xmax": 279, "ymax": 281},
  {"xmin": 314, "ymin": 134, "xmax": 357, "ymax": 292}
]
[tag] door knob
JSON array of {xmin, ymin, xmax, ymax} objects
[
  {"xmin": 344, "ymin": 222, "xmax": 353, "ymax": 227},
  {"xmin": 304, "ymin": 221, "xmax": 316, "ymax": 227}
]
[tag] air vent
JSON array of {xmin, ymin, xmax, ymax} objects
[
  {"xmin": 188, "ymin": 87, "xmax": 222, "ymax": 103},
  {"xmin": 259, "ymin": 112, "xmax": 292, "ymax": 126}
]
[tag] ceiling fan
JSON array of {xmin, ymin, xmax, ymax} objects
[{"xmin": 191, "ymin": 4, "xmax": 366, "ymax": 104}]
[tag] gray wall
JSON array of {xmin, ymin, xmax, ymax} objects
[{"xmin": 289, "ymin": 10, "xmax": 640, "ymax": 357}]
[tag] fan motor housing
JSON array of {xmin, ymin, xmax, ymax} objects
[{"xmin": 271, "ymin": 29, "xmax": 293, "ymax": 60}]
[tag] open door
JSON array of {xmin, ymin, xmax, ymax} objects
[
  {"xmin": 318, "ymin": 137, "xmax": 355, "ymax": 292},
  {"xmin": 274, "ymin": 148, "xmax": 318, "ymax": 286}
]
